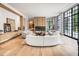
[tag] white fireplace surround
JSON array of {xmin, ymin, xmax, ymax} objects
[{"xmin": 24, "ymin": 31, "xmax": 63, "ymax": 46}]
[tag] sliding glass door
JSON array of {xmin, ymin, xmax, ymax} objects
[{"xmin": 64, "ymin": 4, "xmax": 79, "ymax": 40}]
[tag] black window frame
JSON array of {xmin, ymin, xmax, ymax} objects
[{"xmin": 63, "ymin": 4, "xmax": 79, "ymax": 40}]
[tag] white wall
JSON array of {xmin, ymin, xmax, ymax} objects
[{"xmin": 0, "ymin": 7, "xmax": 20, "ymax": 32}]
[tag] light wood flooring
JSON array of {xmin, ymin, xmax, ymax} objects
[{"xmin": 0, "ymin": 35, "xmax": 78, "ymax": 56}]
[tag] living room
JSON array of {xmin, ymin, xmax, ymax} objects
[{"xmin": 0, "ymin": 3, "xmax": 78, "ymax": 56}]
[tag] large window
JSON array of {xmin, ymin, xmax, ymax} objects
[
  {"xmin": 64, "ymin": 5, "xmax": 79, "ymax": 40},
  {"xmin": 72, "ymin": 6, "xmax": 78, "ymax": 39},
  {"xmin": 46, "ymin": 18, "xmax": 53, "ymax": 30}
]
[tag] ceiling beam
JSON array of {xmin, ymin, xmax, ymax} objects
[{"xmin": 0, "ymin": 3, "xmax": 25, "ymax": 17}]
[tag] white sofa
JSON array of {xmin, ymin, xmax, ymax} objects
[{"xmin": 25, "ymin": 31, "xmax": 62, "ymax": 46}]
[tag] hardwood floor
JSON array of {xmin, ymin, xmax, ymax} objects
[
  {"xmin": 0, "ymin": 35, "xmax": 78, "ymax": 56},
  {"xmin": 0, "ymin": 32, "xmax": 21, "ymax": 44}
]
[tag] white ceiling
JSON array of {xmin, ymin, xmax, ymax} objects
[{"xmin": 9, "ymin": 3, "xmax": 75, "ymax": 17}]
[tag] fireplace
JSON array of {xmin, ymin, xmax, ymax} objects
[
  {"xmin": 35, "ymin": 26, "xmax": 45, "ymax": 31},
  {"xmin": 4, "ymin": 23, "xmax": 11, "ymax": 33},
  {"xmin": 35, "ymin": 26, "xmax": 45, "ymax": 36}
]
